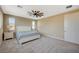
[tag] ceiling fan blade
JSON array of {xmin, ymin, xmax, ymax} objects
[
  {"xmin": 36, "ymin": 14, "xmax": 39, "ymax": 17},
  {"xmin": 37, "ymin": 11, "xmax": 40, "ymax": 13},
  {"xmin": 39, "ymin": 13, "xmax": 43, "ymax": 16},
  {"xmin": 27, "ymin": 11, "xmax": 33, "ymax": 16},
  {"xmin": 32, "ymin": 10, "xmax": 35, "ymax": 13}
]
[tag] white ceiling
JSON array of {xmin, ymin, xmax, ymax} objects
[{"xmin": 1, "ymin": 5, "xmax": 79, "ymax": 20}]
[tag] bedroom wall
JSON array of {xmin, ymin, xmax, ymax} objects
[
  {"xmin": 37, "ymin": 9, "xmax": 79, "ymax": 40},
  {"xmin": 3, "ymin": 14, "xmax": 32, "ymax": 32},
  {"xmin": 0, "ymin": 9, "xmax": 3, "ymax": 45},
  {"xmin": 37, "ymin": 14, "xmax": 64, "ymax": 40},
  {"xmin": 3, "ymin": 14, "xmax": 9, "ymax": 32},
  {"xmin": 0, "ymin": 10, "xmax": 3, "ymax": 33}
]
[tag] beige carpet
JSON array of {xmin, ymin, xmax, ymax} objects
[{"xmin": 0, "ymin": 36, "xmax": 79, "ymax": 53}]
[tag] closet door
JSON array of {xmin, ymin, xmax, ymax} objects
[{"xmin": 64, "ymin": 12, "xmax": 79, "ymax": 44}]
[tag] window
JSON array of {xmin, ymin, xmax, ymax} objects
[
  {"xmin": 32, "ymin": 20, "xmax": 36, "ymax": 30},
  {"xmin": 8, "ymin": 17, "xmax": 15, "ymax": 31}
]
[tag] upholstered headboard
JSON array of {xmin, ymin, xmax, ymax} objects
[{"xmin": 16, "ymin": 26, "xmax": 32, "ymax": 32}]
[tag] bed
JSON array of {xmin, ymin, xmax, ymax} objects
[{"xmin": 16, "ymin": 26, "xmax": 40, "ymax": 44}]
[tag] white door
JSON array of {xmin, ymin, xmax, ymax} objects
[{"xmin": 64, "ymin": 12, "xmax": 79, "ymax": 44}]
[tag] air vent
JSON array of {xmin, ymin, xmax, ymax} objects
[
  {"xmin": 66, "ymin": 5, "xmax": 72, "ymax": 9},
  {"xmin": 17, "ymin": 5, "xmax": 23, "ymax": 8}
]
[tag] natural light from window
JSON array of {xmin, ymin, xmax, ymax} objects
[
  {"xmin": 8, "ymin": 17, "xmax": 15, "ymax": 31},
  {"xmin": 32, "ymin": 20, "xmax": 36, "ymax": 30}
]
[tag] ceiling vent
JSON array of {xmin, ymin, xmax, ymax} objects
[
  {"xmin": 17, "ymin": 5, "xmax": 23, "ymax": 8},
  {"xmin": 66, "ymin": 5, "xmax": 72, "ymax": 9}
]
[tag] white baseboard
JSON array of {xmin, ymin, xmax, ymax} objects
[
  {"xmin": 43, "ymin": 34, "xmax": 64, "ymax": 40},
  {"xmin": 40, "ymin": 33, "xmax": 79, "ymax": 45}
]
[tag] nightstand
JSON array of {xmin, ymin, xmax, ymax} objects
[{"xmin": 4, "ymin": 32, "xmax": 14, "ymax": 40}]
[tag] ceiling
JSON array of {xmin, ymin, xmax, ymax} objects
[{"xmin": 1, "ymin": 5, "xmax": 79, "ymax": 20}]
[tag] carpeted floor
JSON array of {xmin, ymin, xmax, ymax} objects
[{"xmin": 0, "ymin": 36, "xmax": 79, "ymax": 53}]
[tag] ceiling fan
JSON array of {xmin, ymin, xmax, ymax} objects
[{"xmin": 28, "ymin": 10, "xmax": 44, "ymax": 17}]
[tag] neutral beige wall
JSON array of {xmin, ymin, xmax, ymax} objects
[
  {"xmin": 3, "ymin": 14, "xmax": 9, "ymax": 32},
  {"xmin": 3, "ymin": 14, "xmax": 32, "ymax": 32},
  {"xmin": 0, "ymin": 10, "xmax": 3, "ymax": 45},
  {"xmin": 38, "ymin": 9, "xmax": 79, "ymax": 40},
  {"xmin": 38, "ymin": 15, "xmax": 64, "ymax": 40},
  {"xmin": 0, "ymin": 11, "xmax": 3, "ymax": 33}
]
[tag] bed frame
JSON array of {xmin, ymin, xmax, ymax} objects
[
  {"xmin": 16, "ymin": 31, "xmax": 40, "ymax": 45},
  {"xmin": 19, "ymin": 34, "xmax": 40, "ymax": 44}
]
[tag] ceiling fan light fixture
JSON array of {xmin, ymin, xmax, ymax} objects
[{"xmin": 28, "ymin": 10, "xmax": 44, "ymax": 18}]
